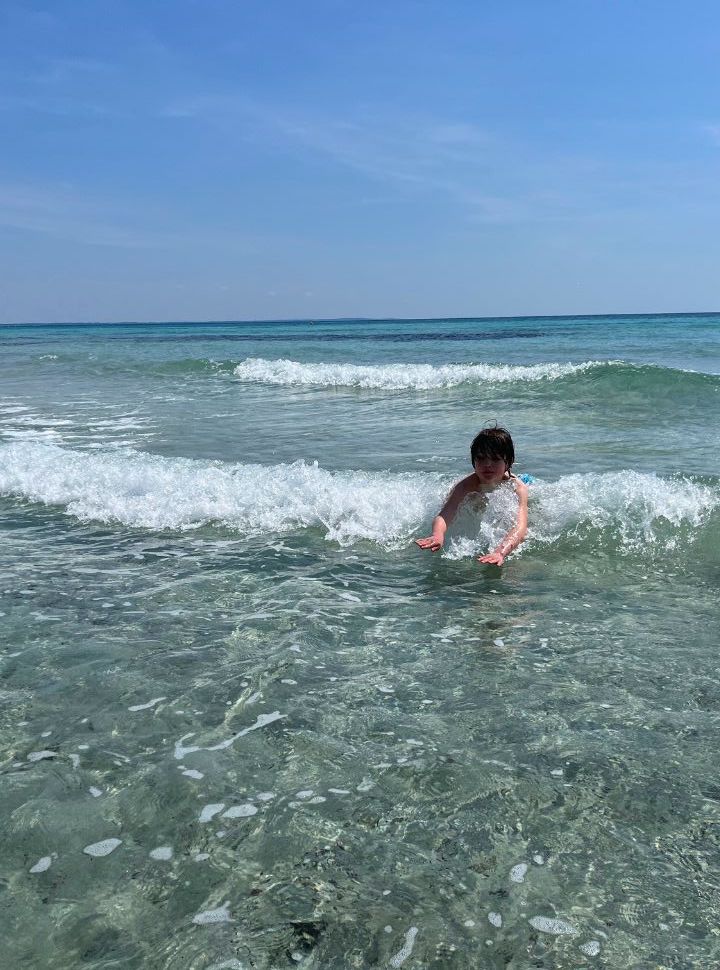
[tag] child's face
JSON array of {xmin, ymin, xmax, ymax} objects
[{"xmin": 473, "ymin": 455, "xmax": 508, "ymax": 488}]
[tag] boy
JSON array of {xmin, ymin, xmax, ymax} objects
[{"xmin": 415, "ymin": 426, "xmax": 529, "ymax": 566}]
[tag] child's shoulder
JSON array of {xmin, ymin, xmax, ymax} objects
[{"xmin": 454, "ymin": 472, "xmax": 479, "ymax": 492}]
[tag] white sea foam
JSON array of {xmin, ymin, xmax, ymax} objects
[
  {"xmin": 149, "ymin": 846, "xmax": 173, "ymax": 860},
  {"xmin": 1, "ymin": 442, "xmax": 715, "ymax": 554},
  {"xmin": 0, "ymin": 442, "xmax": 441, "ymax": 545},
  {"xmin": 0, "ymin": 403, "xmax": 153, "ymax": 451},
  {"xmin": 199, "ymin": 803, "xmax": 225, "ymax": 823},
  {"xmin": 389, "ymin": 926, "xmax": 419, "ymax": 967},
  {"xmin": 83, "ymin": 838, "xmax": 122, "ymax": 857},
  {"xmin": 529, "ymin": 916, "xmax": 577, "ymax": 935},
  {"xmin": 128, "ymin": 696, "xmax": 166, "ymax": 712},
  {"xmin": 221, "ymin": 804, "xmax": 257, "ymax": 818},
  {"xmin": 193, "ymin": 902, "xmax": 232, "ymax": 924},
  {"xmin": 175, "ymin": 711, "xmax": 286, "ymax": 760},
  {"xmin": 232, "ymin": 357, "xmax": 601, "ymax": 389},
  {"xmin": 524, "ymin": 471, "xmax": 718, "ymax": 553}
]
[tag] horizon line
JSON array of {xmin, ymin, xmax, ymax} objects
[{"xmin": 2, "ymin": 309, "xmax": 719, "ymax": 328}]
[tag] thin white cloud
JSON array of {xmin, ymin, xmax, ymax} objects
[
  {"xmin": 0, "ymin": 180, "xmax": 184, "ymax": 248},
  {"xmin": 163, "ymin": 95, "xmax": 720, "ymax": 226},
  {"xmin": 27, "ymin": 56, "xmax": 115, "ymax": 84},
  {"xmin": 425, "ymin": 122, "xmax": 491, "ymax": 146},
  {"xmin": 0, "ymin": 179, "xmax": 302, "ymax": 251},
  {"xmin": 0, "ymin": 93, "xmax": 112, "ymax": 117},
  {"xmin": 161, "ymin": 94, "xmax": 524, "ymax": 220}
]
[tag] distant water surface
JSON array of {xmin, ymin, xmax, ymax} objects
[{"xmin": 1, "ymin": 314, "xmax": 719, "ymax": 968}]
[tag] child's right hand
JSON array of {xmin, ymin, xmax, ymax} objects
[{"xmin": 415, "ymin": 535, "xmax": 444, "ymax": 552}]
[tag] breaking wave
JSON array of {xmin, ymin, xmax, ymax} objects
[
  {"xmin": 231, "ymin": 357, "xmax": 604, "ymax": 389},
  {"xmin": 1, "ymin": 442, "xmax": 717, "ymax": 555}
]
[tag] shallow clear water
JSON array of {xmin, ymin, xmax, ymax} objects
[{"xmin": 2, "ymin": 314, "xmax": 720, "ymax": 968}]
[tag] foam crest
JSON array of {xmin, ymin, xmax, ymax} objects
[
  {"xmin": 232, "ymin": 357, "xmax": 601, "ymax": 389},
  {"xmin": 0, "ymin": 442, "xmax": 442, "ymax": 544},
  {"xmin": 1, "ymin": 443, "xmax": 715, "ymax": 553},
  {"xmin": 528, "ymin": 472, "xmax": 718, "ymax": 551}
]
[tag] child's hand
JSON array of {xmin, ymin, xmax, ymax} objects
[
  {"xmin": 478, "ymin": 551, "xmax": 505, "ymax": 566},
  {"xmin": 415, "ymin": 535, "xmax": 443, "ymax": 552}
]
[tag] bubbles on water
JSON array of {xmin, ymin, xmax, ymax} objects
[
  {"xmin": 83, "ymin": 838, "xmax": 122, "ymax": 858},
  {"xmin": 529, "ymin": 916, "xmax": 577, "ymax": 935},
  {"xmin": 29, "ymin": 855, "xmax": 53, "ymax": 873},
  {"xmin": 128, "ymin": 696, "xmax": 166, "ymax": 711},
  {"xmin": 174, "ymin": 711, "xmax": 286, "ymax": 759},
  {"xmin": 193, "ymin": 903, "xmax": 232, "ymax": 925},
  {"xmin": 221, "ymin": 804, "xmax": 257, "ymax": 818},
  {"xmin": 149, "ymin": 846, "xmax": 173, "ymax": 860},
  {"xmin": 199, "ymin": 804, "xmax": 225, "ymax": 823},
  {"xmin": 27, "ymin": 749, "xmax": 56, "ymax": 762},
  {"xmin": 389, "ymin": 926, "xmax": 419, "ymax": 967}
]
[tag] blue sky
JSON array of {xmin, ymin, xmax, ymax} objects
[{"xmin": 2, "ymin": 0, "xmax": 720, "ymax": 322}]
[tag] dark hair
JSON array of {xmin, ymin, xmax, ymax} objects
[{"xmin": 470, "ymin": 426, "xmax": 515, "ymax": 467}]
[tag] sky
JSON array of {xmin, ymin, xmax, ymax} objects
[{"xmin": 1, "ymin": 0, "xmax": 720, "ymax": 323}]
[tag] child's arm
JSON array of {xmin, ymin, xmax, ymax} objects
[
  {"xmin": 478, "ymin": 477, "xmax": 529, "ymax": 566},
  {"xmin": 415, "ymin": 476, "xmax": 473, "ymax": 552}
]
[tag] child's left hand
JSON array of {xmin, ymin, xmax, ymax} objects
[{"xmin": 478, "ymin": 551, "xmax": 505, "ymax": 566}]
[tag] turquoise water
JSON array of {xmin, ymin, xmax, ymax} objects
[{"xmin": 2, "ymin": 314, "xmax": 720, "ymax": 968}]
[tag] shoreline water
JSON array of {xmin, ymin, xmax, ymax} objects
[{"xmin": 2, "ymin": 314, "xmax": 719, "ymax": 968}]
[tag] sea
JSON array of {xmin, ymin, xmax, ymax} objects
[{"xmin": 1, "ymin": 313, "xmax": 719, "ymax": 969}]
